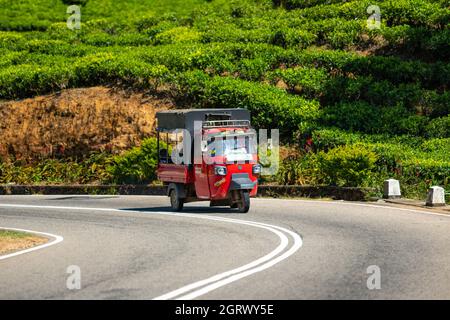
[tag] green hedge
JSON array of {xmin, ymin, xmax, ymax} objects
[
  {"xmin": 175, "ymin": 71, "xmax": 320, "ymax": 135},
  {"xmin": 108, "ymin": 138, "xmax": 161, "ymax": 184},
  {"xmin": 316, "ymin": 144, "xmax": 378, "ymax": 187},
  {"xmin": 0, "ymin": 53, "xmax": 170, "ymax": 99},
  {"xmin": 280, "ymin": 48, "xmax": 450, "ymax": 89},
  {"xmin": 0, "ymin": 138, "xmax": 163, "ymax": 185},
  {"xmin": 425, "ymin": 116, "xmax": 450, "ymax": 138},
  {"xmin": 273, "ymin": 0, "xmax": 346, "ymax": 10},
  {"xmin": 320, "ymin": 102, "xmax": 438, "ymax": 137},
  {"xmin": 277, "ymin": 129, "xmax": 449, "ymax": 195},
  {"xmin": 0, "ymin": 154, "xmax": 113, "ymax": 185},
  {"xmin": 267, "ymin": 66, "xmax": 328, "ymax": 99}
]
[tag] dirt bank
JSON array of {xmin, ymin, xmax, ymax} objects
[{"xmin": 0, "ymin": 87, "xmax": 175, "ymax": 161}]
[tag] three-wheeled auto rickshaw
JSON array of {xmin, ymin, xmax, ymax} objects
[{"xmin": 156, "ymin": 109, "xmax": 260, "ymax": 213}]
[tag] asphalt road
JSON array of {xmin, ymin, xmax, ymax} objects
[{"xmin": 0, "ymin": 195, "xmax": 450, "ymax": 300}]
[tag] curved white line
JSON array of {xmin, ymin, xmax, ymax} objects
[
  {"xmin": 153, "ymin": 217, "xmax": 294, "ymax": 300},
  {"xmin": 173, "ymin": 220, "xmax": 302, "ymax": 300},
  {"xmin": 0, "ymin": 203, "xmax": 302, "ymax": 300},
  {"xmin": 0, "ymin": 227, "xmax": 64, "ymax": 261}
]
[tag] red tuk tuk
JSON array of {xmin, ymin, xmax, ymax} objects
[{"xmin": 156, "ymin": 109, "xmax": 260, "ymax": 213}]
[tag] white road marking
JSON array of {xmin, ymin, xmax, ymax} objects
[
  {"xmin": 0, "ymin": 227, "xmax": 63, "ymax": 261},
  {"xmin": 153, "ymin": 217, "xmax": 301, "ymax": 300},
  {"xmin": 254, "ymin": 198, "xmax": 450, "ymax": 218},
  {"xmin": 172, "ymin": 220, "xmax": 302, "ymax": 300},
  {"xmin": 0, "ymin": 203, "xmax": 303, "ymax": 300}
]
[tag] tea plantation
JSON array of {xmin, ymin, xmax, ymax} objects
[{"xmin": 0, "ymin": 0, "xmax": 448, "ymax": 199}]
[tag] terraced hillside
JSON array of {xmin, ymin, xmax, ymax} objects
[{"xmin": 0, "ymin": 0, "xmax": 448, "ymax": 198}]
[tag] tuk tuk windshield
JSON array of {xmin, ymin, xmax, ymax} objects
[{"xmin": 207, "ymin": 133, "xmax": 256, "ymax": 162}]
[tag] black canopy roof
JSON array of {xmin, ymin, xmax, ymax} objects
[{"xmin": 156, "ymin": 109, "xmax": 250, "ymax": 132}]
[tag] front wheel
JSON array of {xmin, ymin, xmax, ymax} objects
[
  {"xmin": 170, "ymin": 188, "xmax": 184, "ymax": 212},
  {"xmin": 237, "ymin": 190, "xmax": 250, "ymax": 213}
]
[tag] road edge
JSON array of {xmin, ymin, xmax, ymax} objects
[{"xmin": 0, "ymin": 227, "xmax": 64, "ymax": 261}]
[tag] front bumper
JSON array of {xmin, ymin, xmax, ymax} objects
[{"xmin": 229, "ymin": 173, "xmax": 256, "ymax": 190}]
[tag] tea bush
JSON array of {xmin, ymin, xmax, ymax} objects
[
  {"xmin": 320, "ymin": 102, "xmax": 382, "ymax": 133},
  {"xmin": 425, "ymin": 116, "xmax": 450, "ymax": 138},
  {"xmin": 154, "ymin": 26, "xmax": 201, "ymax": 45},
  {"xmin": 107, "ymin": 137, "xmax": 160, "ymax": 184},
  {"xmin": 273, "ymin": 0, "xmax": 345, "ymax": 10},
  {"xmin": 316, "ymin": 144, "xmax": 378, "ymax": 187},
  {"xmin": 275, "ymin": 153, "xmax": 320, "ymax": 185},
  {"xmin": 175, "ymin": 71, "xmax": 321, "ymax": 135},
  {"xmin": 0, "ymin": 153, "xmax": 113, "ymax": 185},
  {"xmin": 268, "ymin": 66, "xmax": 328, "ymax": 99}
]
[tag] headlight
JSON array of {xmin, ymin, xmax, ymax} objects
[
  {"xmin": 214, "ymin": 166, "xmax": 227, "ymax": 176},
  {"xmin": 253, "ymin": 164, "xmax": 262, "ymax": 174}
]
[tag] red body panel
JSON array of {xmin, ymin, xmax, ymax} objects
[
  {"xmin": 157, "ymin": 164, "xmax": 194, "ymax": 184},
  {"xmin": 207, "ymin": 163, "xmax": 258, "ymax": 200},
  {"xmin": 194, "ymin": 163, "xmax": 211, "ymax": 199}
]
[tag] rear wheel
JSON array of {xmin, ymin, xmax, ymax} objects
[
  {"xmin": 170, "ymin": 188, "xmax": 184, "ymax": 212},
  {"xmin": 237, "ymin": 190, "xmax": 250, "ymax": 213}
]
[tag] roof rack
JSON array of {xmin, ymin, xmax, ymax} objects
[{"xmin": 202, "ymin": 120, "xmax": 251, "ymax": 129}]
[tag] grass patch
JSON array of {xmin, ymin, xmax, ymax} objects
[
  {"xmin": 0, "ymin": 230, "xmax": 30, "ymax": 238},
  {"xmin": 0, "ymin": 229, "xmax": 48, "ymax": 255}
]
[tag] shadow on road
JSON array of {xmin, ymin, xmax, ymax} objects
[
  {"xmin": 48, "ymin": 196, "xmax": 119, "ymax": 201},
  {"xmin": 121, "ymin": 206, "xmax": 243, "ymax": 215}
]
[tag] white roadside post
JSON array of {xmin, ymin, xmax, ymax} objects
[
  {"xmin": 383, "ymin": 179, "xmax": 401, "ymax": 199},
  {"xmin": 426, "ymin": 186, "xmax": 446, "ymax": 207}
]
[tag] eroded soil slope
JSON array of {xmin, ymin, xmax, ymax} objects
[{"xmin": 0, "ymin": 87, "xmax": 174, "ymax": 160}]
